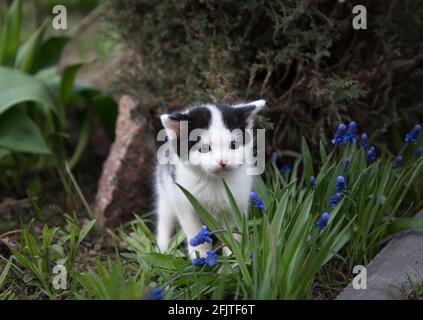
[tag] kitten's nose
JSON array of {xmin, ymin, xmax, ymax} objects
[{"xmin": 218, "ymin": 160, "xmax": 227, "ymax": 168}]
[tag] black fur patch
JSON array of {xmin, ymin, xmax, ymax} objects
[
  {"xmin": 215, "ymin": 104, "xmax": 256, "ymax": 146},
  {"xmin": 168, "ymin": 106, "xmax": 211, "ymax": 157},
  {"xmin": 168, "ymin": 106, "xmax": 211, "ymax": 131},
  {"xmin": 157, "ymin": 163, "xmax": 176, "ymax": 185},
  {"xmin": 168, "ymin": 163, "xmax": 176, "ymax": 182},
  {"xmin": 215, "ymin": 104, "xmax": 255, "ymax": 131}
]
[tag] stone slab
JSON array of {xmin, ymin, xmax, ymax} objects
[{"xmin": 337, "ymin": 211, "xmax": 423, "ymax": 300}]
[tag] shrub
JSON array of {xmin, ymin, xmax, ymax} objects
[
  {"xmin": 111, "ymin": 0, "xmax": 423, "ymax": 152},
  {"xmin": 0, "ymin": 0, "xmax": 117, "ymax": 179}
]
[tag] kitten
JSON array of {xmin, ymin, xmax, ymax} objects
[{"xmin": 155, "ymin": 100, "xmax": 265, "ymax": 258}]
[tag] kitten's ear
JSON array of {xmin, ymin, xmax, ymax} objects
[
  {"xmin": 160, "ymin": 113, "xmax": 187, "ymax": 138},
  {"xmin": 234, "ymin": 99, "xmax": 266, "ymax": 128}
]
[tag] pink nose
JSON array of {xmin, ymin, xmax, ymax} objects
[{"xmin": 218, "ymin": 160, "xmax": 227, "ymax": 168}]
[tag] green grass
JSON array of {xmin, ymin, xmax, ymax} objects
[
  {"xmin": 1, "ymin": 130, "xmax": 422, "ymax": 300},
  {"xmin": 402, "ymin": 275, "xmax": 423, "ymax": 300}
]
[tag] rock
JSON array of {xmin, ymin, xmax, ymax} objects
[
  {"xmin": 337, "ymin": 211, "xmax": 423, "ymax": 300},
  {"xmin": 94, "ymin": 95, "xmax": 154, "ymax": 228}
]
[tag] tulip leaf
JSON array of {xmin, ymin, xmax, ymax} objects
[
  {"xmin": 15, "ymin": 19, "xmax": 49, "ymax": 74},
  {"xmin": 0, "ymin": 66, "xmax": 58, "ymax": 116},
  {"xmin": 0, "ymin": 0, "xmax": 21, "ymax": 66},
  {"xmin": 59, "ymin": 62, "xmax": 84, "ymax": 107},
  {"xmin": 0, "ymin": 107, "xmax": 50, "ymax": 154},
  {"xmin": 33, "ymin": 35, "xmax": 71, "ymax": 72}
]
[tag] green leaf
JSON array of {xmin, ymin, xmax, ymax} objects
[
  {"xmin": 301, "ymin": 137, "xmax": 314, "ymax": 183},
  {"xmin": 176, "ymin": 183, "xmax": 223, "ymax": 239},
  {"xmin": 91, "ymin": 94, "xmax": 117, "ymax": 140},
  {"xmin": 15, "ymin": 19, "xmax": 49, "ymax": 73},
  {"xmin": 78, "ymin": 219, "xmax": 97, "ymax": 245},
  {"xmin": 33, "ymin": 36, "xmax": 71, "ymax": 72},
  {"xmin": 0, "ymin": 66, "xmax": 58, "ymax": 116},
  {"xmin": 59, "ymin": 62, "xmax": 84, "ymax": 107},
  {"xmin": 140, "ymin": 252, "xmax": 185, "ymax": 271},
  {"xmin": 0, "ymin": 257, "xmax": 12, "ymax": 289},
  {"xmin": 0, "ymin": 0, "xmax": 21, "ymax": 66},
  {"xmin": 0, "ymin": 147, "xmax": 10, "ymax": 159},
  {"xmin": 319, "ymin": 139, "xmax": 327, "ymax": 163},
  {"xmin": 0, "ymin": 107, "xmax": 51, "ymax": 154},
  {"xmin": 223, "ymin": 179, "xmax": 244, "ymax": 232},
  {"xmin": 68, "ymin": 107, "xmax": 93, "ymax": 169},
  {"xmin": 252, "ymin": 175, "xmax": 272, "ymax": 208},
  {"xmin": 387, "ymin": 217, "xmax": 423, "ymax": 235},
  {"xmin": 176, "ymin": 183, "xmax": 254, "ymax": 288}
]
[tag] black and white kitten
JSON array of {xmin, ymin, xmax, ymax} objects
[{"xmin": 156, "ymin": 100, "xmax": 265, "ymax": 257}]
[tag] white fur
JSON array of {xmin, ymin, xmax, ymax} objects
[{"xmin": 155, "ymin": 101, "xmax": 265, "ymax": 258}]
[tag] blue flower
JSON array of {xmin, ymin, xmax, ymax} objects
[
  {"xmin": 361, "ymin": 133, "xmax": 369, "ymax": 150},
  {"xmin": 146, "ymin": 288, "xmax": 163, "ymax": 300},
  {"xmin": 346, "ymin": 121, "xmax": 357, "ymax": 143},
  {"xmin": 205, "ymin": 250, "xmax": 218, "ymax": 267},
  {"xmin": 335, "ymin": 176, "xmax": 347, "ymax": 191},
  {"xmin": 280, "ymin": 161, "xmax": 292, "ymax": 175},
  {"xmin": 393, "ymin": 155, "xmax": 403, "ymax": 169},
  {"xmin": 192, "ymin": 251, "xmax": 218, "ymax": 268},
  {"xmin": 329, "ymin": 192, "xmax": 342, "ymax": 209},
  {"xmin": 250, "ymin": 192, "xmax": 265, "ymax": 212},
  {"xmin": 405, "ymin": 124, "xmax": 421, "ymax": 144},
  {"xmin": 271, "ymin": 151, "xmax": 278, "ymax": 162},
  {"xmin": 332, "ymin": 123, "xmax": 348, "ymax": 145},
  {"xmin": 343, "ymin": 158, "xmax": 350, "ymax": 171},
  {"xmin": 192, "ymin": 257, "xmax": 206, "ymax": 266},
  {"xmin": 310, "ymin": 176, "xmax": 316, "ymax": 189},
  {"xmin": 366, "ymin": 146, "xmax": 377, "ymax": 163},
  {"xmin": 316, "ymin": 212, "xmax": 330, "ymax": 231},
  {"xmin": 189, "ymin": 226, "xmax": 213, "ymax": 247}
]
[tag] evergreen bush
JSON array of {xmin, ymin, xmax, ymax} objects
[{"xmin": 111, "ymin": 0, "xmax": 423, "ymax": 153}]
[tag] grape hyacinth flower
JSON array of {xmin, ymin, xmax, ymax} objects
[
  {"xmin": 192, "ymin": 251, "xmax": 218, "ymax": 268},
  {"xmin": 366, "ymin": 146, "xmax": 377, "ymax": 163},
  {"xmin": 310, "ymin": 176, "xmax": 316, "ymax": 189},
  {"xmin": 280, "ymin": 163, "xmax": 292, "ymax": 176},
  {"xmin": 250, "ymin": 192, "xmax": 265, "ymax": 212},
  {"xmin": 343, "ymin": 158, "xmax": 350, "ymax": 171},
  {"xmin": 271, "ymin": 151, "xmax": 278, "ymax": 162},
  {"xmin": 329, "ymin": 192, "xmax": 342, "ymax": 209},
  {"xmin": 189, "ymin": 226, "xmax": 213, "ymax": 247},
  {"xmin": 361, "ymin": 133, "xmax": 369, "ymax": 150},
  {"xmin": 316, "ymin": 212, "xmax": 330, "ymax": 231},
  {"xmin": 205, "ymin": 251, "xmax": 218, "ymax": 267},
  {"xmin": 332, "ymin": 123, "xmax": 347, "ymax": 145},
  {"xmin": 146, "ymin": 288, "xmax": 163, "ymax": 300},
  {"xmin": 192, "ymin": 257, "xmax": 206, "ymax": 267},
  {"xmin": 335, "ymin": 176, "xmax": 347, "ymax": 191},
  {"xmin": 346, "ymin": 121, "xmax": 357, "ymax": 143},
  {"xmin": 393, "ymin": 155, "xmax": 403, "ymax": 169},
  {"xmin": 405, "ymin": 124, "xmax": 421, "ymax": 144}
]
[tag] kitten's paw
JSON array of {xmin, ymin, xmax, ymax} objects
[{"xmin": 157, "ymin": 240, "xmax": 169, "ymax": 253}]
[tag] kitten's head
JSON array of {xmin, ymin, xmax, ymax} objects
[{"xmin": 160, "ymin": 100, "xmax": 265, "ymax": 176}]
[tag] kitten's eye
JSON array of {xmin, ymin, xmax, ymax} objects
[
  {"xmin": 230, "ymin": 140, "xmax": 239, "ymax": 150},
  {"xmin": 199, "ymin": 144, "xmax": 211, "ymax": 153}
]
